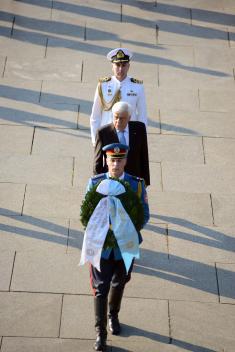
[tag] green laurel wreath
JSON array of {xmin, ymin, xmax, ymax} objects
[{"xmin": 80, "ymin": 178, "xmax": 144, "ymax": 249}]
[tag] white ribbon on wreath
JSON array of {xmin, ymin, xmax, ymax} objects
[{"xmin": 79, "ymin": 178, "xmax": 140, "ymax": 272}]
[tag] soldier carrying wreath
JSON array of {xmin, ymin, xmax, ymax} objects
[{"xmin": 80, "ymin": 143, "xmax": 149, "ymax": 351}]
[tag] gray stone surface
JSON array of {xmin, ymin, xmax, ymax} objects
[
  {"xmin": 199, "ymin": 89, "xmax": 235, "ymax": 112},
  {"xmin": 85, "ymin": 19, "xmax": 121, "ymax": 52},
  {"xmin": 23, "ymin": 185, "xmax": 83, "ymax": 218},
  {"xmin": 148, "ymin": 135, "xmax": 204, "ymax": 163},
  {"xmin": 0, "ymin": 183, "xmax": 25, "ymax": 216},
  {"xmin": 170, "ymin": 300, "xmax": 235, "ymax": 351},
  {"xmin": 212, "ymin": 193, "xmax": 235, "ymax": 226},
  {"xmin": 40, "ymin": 82, "xmax": 95, "ymax": 130},
  {"xmin": 0, "ymin": 215, "xmax": 69, "ymax": 252},
  {"xmin": 4, "ymin": 58, "xmax": 82, "ymax": 81},
  {"xmin": 126, "ymin": 258, "xmax": 218, "ymax": 302},
  {"xmin": 0, "ymin": 37, "xmax": 46, "ymax": 59},
  {"xmin": 60, "ymin": 295, "xmax": 94, "ymax": 339},
  {"xmin": 11, "ymin": 251, "xmax": 89, "ymax": 294},
  {"xmin": 0, "ymin": 292, "xmax": 62, "ymax": 337},
  {"xmin": 0, "ymin": 126, "xmax": 34, "ymax": 155},
  {"xmin": 1, "ymin": 0, "xmax": 51, "ymax": 19},
  {"xmin": 191, "ymin": 9, "xmax": 235, "ymax": 31},
  {"xmin": 77, "ymin": 110, "xmax": 92, "ymax": 130},
  {"xmin": 0, "ymin": 251, "xmax": 14, "ymax": 291},
  {"xmin": 149, "ymin": 191, "xmax": 213, "ymax": 226},
  {"xmin": 1, "ymin": 337, "xmax": 96, "ymax": 352},
  {"xmin": 204, "ymin": 137, "xmax": 235, "ymax": 164},
  {"xmin": 61, "ymin": 295, "xmax": 169, "ymax": 342},
  {"xmin": 147, "ymin": 119, "xmax": 161, "ymax": 135},
  {"xmin": 143, "ymin": 0, "xmax": 226, "ymax": 10},
  {"xmin": 82, "ymin": 54, "xmax": 116, "ymax": 83},
  {"xmin": 230, "ymin": 31, "xmax": 235, "ymax": 48},
  {"xmin": 0, "ymin": 155, "xmax": 73, "ymax": 186},
  {"xmin": 0, "ymin": 12, "xmax": 12, "ymax": 38},
  {"xmin": 194, "ymin": 46, "xmax": 235, "ymax": 70},
  {"xmin": 53, "ymin": 0, "xmax": 120, "ymax": 19},
  {"xmin": 66, "ymin": 219, "xmax": 88, "ymax": 254},
  {"xmin": 40, "ymin": 81, "xmax": 94, "ymax": 104},
  {"xmin": 73, "ymin": 154, "xmax": 95, "ymax": 190},
  {"xmin": 45, "ymin": 41, "xmax": 85, "ymax": 62},
  {"xmin": 145, "ymin": 162, "xmax": 162, "ymax": 193},
  {"xmin": 159, "ymin": 65, "xmax": 234, "ymax": 89},
  {"xmin": 41, "ymin": 14, "xmax": 86, "ymax": 60},
  {"xmin": 110, "ymin": 297, "xmax": 169, "ymax": 342},
  {"xmin": 111, "ymin": 340, "xmax": 193, "ymax": 352},
  {"xmin": 13, "ymin": 13, "xmax": 85, "ymax": 45},
  {"xmin": 217, "ymin": 263, "xmax": 235, "ymax": 304},
  {"xmin": 162, "ymin": 162, "xmax": 235, "ymax": 193},
  {"xmin": 156, "ymin": 88, "xmax": 200, "ymax": 111},
  {"xmin": 0, "ymin": 98, "xmax": 79, "ymax": 128},
  {"xmin": 140, "ymin": 223, "xmax": 168, "ymax": 253},
  {"xmin": 58, "ymin": 138, "xmax": 91, "ymax": 187},
  {"xmin": 124, "ymin": 2, "xmax": 191, "ymax": 24},
  {"xmin": 142, "ymin": 89, "xmax": 161, "ymax": 133},
  {"xmin": 127, "ymin": 61, "xmax": 158, "ymax": 85},
  {"xmin": 158, "ymin": 22, "xmax": 229, "ymax": 47},
  {"xmin": 0, "ymin": 56, "xmax": 6, "ymax": 76},
  {"xmin": 224, "ymin": 0, "xmax": 235, "ymax": 10},
  {"xmin": 32, "ymin": 128, "xmax": 92, "ymax": 158},
  {"xmin": 168, "ymin": 224, "xmax": 235, "ymax": 263},
  {"xmin": 0, "ymin": 78, "xmax": 41, "ymax": 102},
  {"xmin": 160, "ymin": 110, "xmax": 235, "ymax": 138},
  {"xmin": 153, "ymin": 45, "xmax": 195, "ymax": 66}
]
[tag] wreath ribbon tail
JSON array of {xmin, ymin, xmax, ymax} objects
[
  {"xmin": 121, "ymin": 252, "xmax": 139, "ymax": 273},
  {"xmin": 79, "ymin": 197, "xmax": 110, "ymax": 271},
  {"xmin": 109, "ymin": 197, "xmax": 140, "ymax": 273}
]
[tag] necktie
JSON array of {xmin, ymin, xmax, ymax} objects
[{"xmin": 118, "ymin": 131, "xmax": 126, "ymax": 145}]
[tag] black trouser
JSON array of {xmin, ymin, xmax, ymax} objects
[{"xmin": 90, "ymin": 252, "xmax": 134, "ymax": 297}]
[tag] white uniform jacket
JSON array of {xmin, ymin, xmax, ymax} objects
[{"xmin": 90, "ymin": 75, "xmax": 147, "ymax": 145}]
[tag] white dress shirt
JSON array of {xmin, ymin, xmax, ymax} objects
[{"xmin": 117, "ymin": 125, "xmax": 129, "ymax": 146}]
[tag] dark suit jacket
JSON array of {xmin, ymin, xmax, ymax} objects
[{"xmin": 93, "ymin": 121, "xmax": 150, "ymax": 186}]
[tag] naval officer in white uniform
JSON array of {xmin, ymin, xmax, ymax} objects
[{"xmin": 90, "ymin": 48, "xmax": 148, "ymax": 146}]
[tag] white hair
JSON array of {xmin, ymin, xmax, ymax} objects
[{"xmin": 112, "ymin": 101, "xmax": 132, "ymax": 116}]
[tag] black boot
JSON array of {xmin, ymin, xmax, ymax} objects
[
  {"xmin": 108, "ymin": 288, "xmax": 124, "ymax": 335},
  {"xmin": 94, "ymin": 296, "xmax": 108, "ymax": 351}
]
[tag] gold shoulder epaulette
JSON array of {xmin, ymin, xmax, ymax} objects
[
  {"xmin": 131, "ymin": 77, "xmax": 143, "ymax": 84},
  {"xmin": 131, "ymin": 175, "xmax": 144, "ymax": 181},
  {"xmin": 92, "ymin": 173, "xmax": 106, "ymax": 180},
  {"xmin": 99, "ymin": 76, "xmax": 111, "ymax": 83}
]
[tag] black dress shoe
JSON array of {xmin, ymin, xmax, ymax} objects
[{"xmin": 108, "ymin": 316, "xmax": 121, "ymax": 335}]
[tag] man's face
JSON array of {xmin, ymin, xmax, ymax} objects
[
  {"xmin": 113, "ymin": 111, "xmax": 130, "ymax": 131},
  {"xmin": 112, "ymin": 62, "xmax": 130, "ymax": 81},
  {"xmin": 107, "ymin": 157, "xmax": 127, "ymax": 178}
]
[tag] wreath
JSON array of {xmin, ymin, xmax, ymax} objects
[{"xmin": 80, "ymin": 178, "xmax": 144, "ymax": 249}]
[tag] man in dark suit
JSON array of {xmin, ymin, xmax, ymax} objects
[{"xmin": 93, "ymin": 101, "xmax": 150, "ymax": 186}]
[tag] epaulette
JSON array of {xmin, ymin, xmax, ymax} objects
[
  {"xmin": 99, "ymin": 76, "xmax": 111, "ymax": 83},
  {"xmin": 130, "ymin": 77, "xmax": 143, "ymax": 84},
  {"xmin": 131, "ymin": 175, "xmax": 144, "ymax": 182},
  {"xmin": 92, "ymin": 173, "xmax": 106, "ymax": 180}
]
